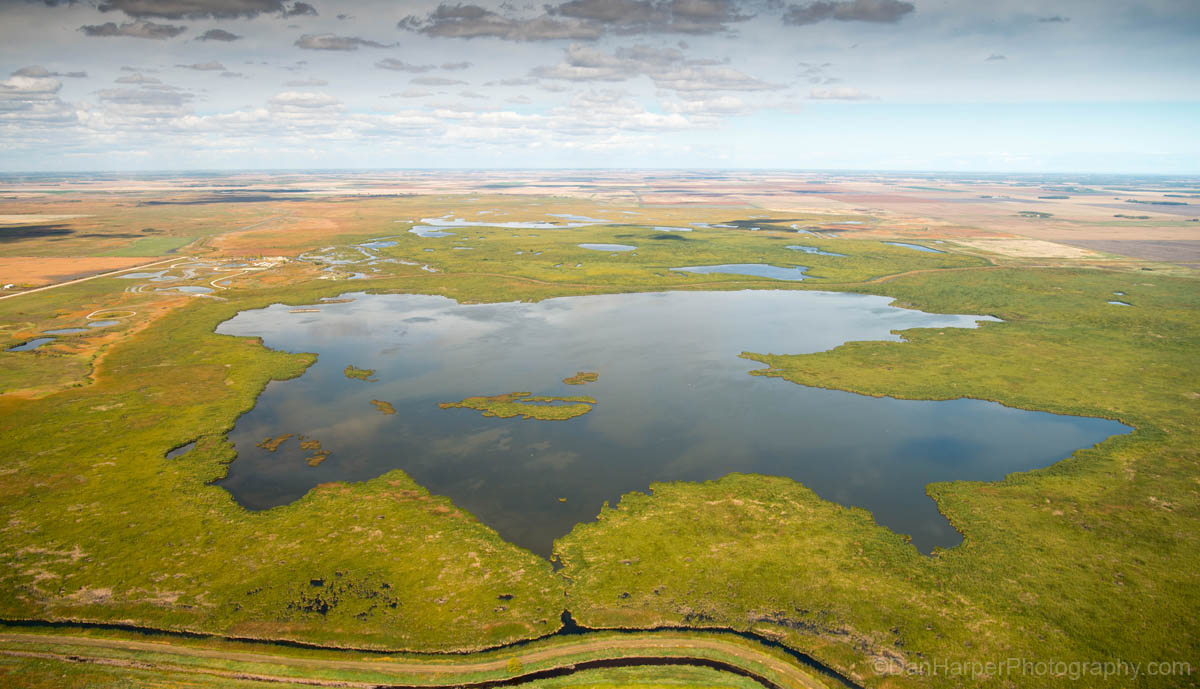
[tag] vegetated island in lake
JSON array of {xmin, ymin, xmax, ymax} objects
[
  {"xmin": 256, "ymin": 434, "xmax": 330, "ymax": 466},
  {"xmin": 562, "ymin": 371, "xmax": 599, "ymax": 385},
  {"xmin": 370, "ymin": 399, "xmax": 396, "ymax": 414},
  {"xmin": 344, "ymin": 364, "xmax": 375, "ymax": 381},
  {"xmin": 439, "ymin": 392, "xmax": 596, "ymax": 420}
]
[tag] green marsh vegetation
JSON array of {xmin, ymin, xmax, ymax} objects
[
  {"xmin": 0, "ymin": 197, "xmax": 1196, "ymax": 687},
  {"xmin": 439, "ymin": 392, "xmax": 597, "ymax": 421},
  {"xmin": 370, "ymin": 399, "xmax": 396, "ymax": 414},
  {"xmin": 563, "ymin": 371, "xmax": 599, "ymax": 385},
  {"xmin": 343, "ymin": 364, "xmax": 375, "ymax": 381}
]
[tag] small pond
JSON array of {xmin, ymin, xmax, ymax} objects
[
  {"xmin": 43, "ymin": 328, "xmax": 89, "ymax": 335},
  {"xmin": 217, "ymin": 291, "xmax": 1128, "ymax": 557},
  {"xmin": 884, "ymin": 242, "xmax": 945, "ymax": 253},
  {"xmin": 786, "ymin": 245, "xmax": 846, "ymax": 257},
  {"xmin": 671, "ymin": 264, "xmax": 810, "ymax": 281},
  {"xmin": 88, "ymin": 320, "xmax": 121, "ymax": 328},
  {"xmin": 409, "ymin": 227, "xmax": 456, "ymax": 238},
  {"xmin": 7, "ymin": 337, "xmax": 55, "ymax": 351}
]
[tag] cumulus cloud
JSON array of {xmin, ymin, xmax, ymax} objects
[
  {"xmin": 376, "ymin": 59, "xmax": 437, "ymax": 73},
  {"xmin": 388, "ymin": 88, "xmax": 436, "ymax": 98},
  {"xmin": 114, "ymin": 72, "xmax": 168, "ymax": 85},
  {"xmin": 14, "ymin": 66, "xmax": 87, "ymax": 79},
  {"xmin": 94, "ymin": 86, "xmax": 195, "ymax": 122},
  {"xmin": 550, "ymin": 0, "xmax": 749, "ymax": 35},
  {"xmin": 532, "ymin": 43, "xmax": 779, "ymax": 92},
  {"xmin": 399, "ymin": 0, "xmax": 748, "ymax": 41},
  {"xmin": 783, "ymin": 0, "xmax": 914, "ymax": 25},
  {"xmin": 178, "ymin": 61, "xmax": 228, "ymax": 71},
  {"xmin": 442, "ymin": 61, "xmax": 473, "ymax": 70},
  {"xmin": 294, "ymin": 33, "xmax": 393, "ymax": 50},
  {"xmin": 80, "ymin": 20, "xmax": 187, "ymax": 39},
  {"xmin": 268, "ymin": 91, "xmax": 341, "ymax": 110},
  {"xmin": 985, "ymin": 53, "xmax": 1006, "ymax": 61},
  {"xmin": 808, "ymin": 85, "xmax": 874, "ymax": 99},
  {"xmin": 0, "ymin": 69, "xmax": 76, "ymax": 127},
  {"xmin": 282, "ymin": 1, "xmax": 317, "ymax": 17},
  {"xmin": 0, "ymin": 74, "xmax": 62, "ymax": 102},
  {"xmin": 95, "ymin": 0, "xmax": 314, "ymax": 20},
  {"xmin": 411, "ymin": 76, "xmax": 469, "ymax": 86},
  {"xmin": 399, "ymin": 4, "xmax": 601, "ymax": 41},
  {"xmin": 196, "ymin": 28, "xmax": 242, "ymax": 41}
]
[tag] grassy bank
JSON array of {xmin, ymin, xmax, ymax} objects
[{"xmin": 556, "ymin": 268, "xmax": 1199, "ymax": 687}]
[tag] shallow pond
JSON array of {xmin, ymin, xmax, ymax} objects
[
  {"xmin": 118, "ymin": 270, "xmax": 170, "ymax": 280},
  {"xmin": 87, "ymin": 320, "xmax": 121, "ymax": 328},
  {"xmin": 7, "ymin": 337, "xmax": 54, "ymax": 351},
  {"xmin": 671, "ymin": 264, "xmax": 810, "ymax": 280},
  {"xmin": 217, "ymin": 291, "xmax": 1128, "ymax": 557},
  {"xmin": 579, "ymin": 243, "xmax": 636, "ymax": 252},
  {"xmin": 786, "ymin": 245, "xmax": 846, "ymax": 257},
  {"xmin": 884, "ymin": 242, "xmax": 945, "ymax": 253},
  {"xmin": 43, "ymin": 328, "xmax": 89, "ymax": 335},
  {"xmin": 409, "ymin": 226, "xmax": 456, "ymax": 238}
]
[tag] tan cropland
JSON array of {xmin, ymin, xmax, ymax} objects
[
  {"xmin": 946, "ymin": 239, "xmax": 1103, "ymax": 259},
  {"xmin": 0, "ymin": 256, "xmax": 163, "ymax": 286},
  {"xmin": 0, "ymin": 214, "xmax": 91, "ymax": 224}
]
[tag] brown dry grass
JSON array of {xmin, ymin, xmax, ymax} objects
[{"xmin": 0, "ymin": 257, "xmax": 158, "ymax": 286}]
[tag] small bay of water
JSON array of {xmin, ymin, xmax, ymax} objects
[
  {"xmin": 884, "ymin": 242, "xmax": 945, "ymax": 253},
  {"xmin": 217, "ymin": 291, "xmax": 1127, "ymax": 557}
]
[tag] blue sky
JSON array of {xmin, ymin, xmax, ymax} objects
[{"xmin": 0, "ymin": 0, "xmax": 1197, "ymax": 172}]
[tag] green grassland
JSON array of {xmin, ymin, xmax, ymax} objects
[
  {"xmin": 0, "ymin": 656, "xmax": 761, "ymax": 689},
  {"xmin": 0, "ymin": 196, "xmax": 1197, "ymax": 688}
]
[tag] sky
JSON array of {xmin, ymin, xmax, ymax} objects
[{"xmin": 0, "ymin": 0, "xmax": 1197, "ymax": 173}]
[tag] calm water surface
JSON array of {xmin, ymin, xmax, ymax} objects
[{"xmin": 217, "ymin": 290, "xmax": 1127, "ymax": 557}]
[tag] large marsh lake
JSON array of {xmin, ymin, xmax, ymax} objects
[{"xmin": 216, "ymin": 290, "xmax": 1127, "ymax": 556}]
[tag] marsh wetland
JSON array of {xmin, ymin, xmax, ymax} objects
[
  {"xmin": 2, "ymin": 174, "xmax": 1197, "ymax": 689},
  {"xmin": 218, "ymin": 290, "xmax": 1126, "ymax": 556}
]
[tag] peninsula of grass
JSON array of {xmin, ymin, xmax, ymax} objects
[
  {"xmin": 370, "ymin": 399, "xmax": 396, "ymax": 414},
  {"xmin": 439, "ymin": 392, "xmax": 596, "ymax": 420},
  {"xmin": 343, "ymin": 364, "xmax": 375, "ymax": 381},
  {"xmin": 562, "ymin": 371, "xmax": 599, "ymax": 385}
]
